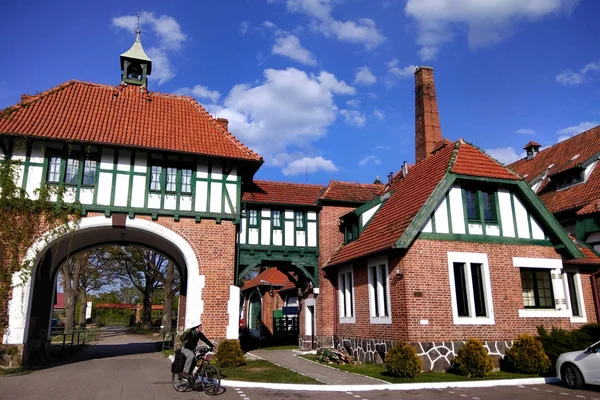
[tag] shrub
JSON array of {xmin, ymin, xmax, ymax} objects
[
  {"xmin": 384, "ymin": 341, "xmax": 422, "ymax": 379},
  {"xmin": 537, "ymin": 324, "xmax": 600, "ymax": 368},
  {"xmin": 504, "ymin": 334, "xmax": 551, "ymax": 374},
  {"xmin": 451, "ymin": 338, "xmax": 494, "ymax": 378},
  {"xmin": 214, "ymin": 339, "xmax": 246, "ymax": 368}
]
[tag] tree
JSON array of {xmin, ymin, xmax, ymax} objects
[
  {"xmin": 77, "ymin": 248, "xmax": 112, "ymax": 325},
  {"xmin": 60, "ymin": 253, "xmax": 86, "ymax": 334}
]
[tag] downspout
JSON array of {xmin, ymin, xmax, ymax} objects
[{"xmin": 591, "ymin": 269, "xmax": 600, "ymax": 323}]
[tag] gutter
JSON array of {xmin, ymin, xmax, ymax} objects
[{"xmin": 592, "ymin": 269, "xmax": 600, "ymax": 323}]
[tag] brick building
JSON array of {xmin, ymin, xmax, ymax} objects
[{"xmin": 1, "ymin": 30, "xmax": 599, "ymax": 368}]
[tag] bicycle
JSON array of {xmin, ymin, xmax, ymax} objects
[{"xmin": 171, "ymin": 347, "xmax": 221, "ymax": 395}]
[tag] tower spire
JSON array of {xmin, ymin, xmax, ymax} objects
[
  {"xmin": 119, "ymin": 11, "xmax": 152, "ymax": 87},
  {"xmin": 136, "ymin": 10, "xmax": 141, "ymax": 39}
]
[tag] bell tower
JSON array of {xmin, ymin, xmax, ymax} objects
[{"xmin": 120, "ymin": 13, "xmax": 152, "ymax": 87}]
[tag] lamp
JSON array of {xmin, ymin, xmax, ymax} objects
[
  {"xmin": 297, "ymin": 287, "xmax": 303, "ymax": 298},
  {"xmin": 395, "ymin": 269, "xmax": 404, "ymax": 279}
]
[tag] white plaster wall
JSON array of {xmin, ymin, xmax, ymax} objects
[
  {"xmin": 513, "ymin": 195, "xmax": 530, "ymax": 239},
  {"xmin": 239, "ymin": 218, "xmax": 247, "ymax": 245},
  {"xmin": 226, "ymin": 183, "xmax": 237, "ymax": 213},
  {"xmin": 248, "ymin": 228, "xmax": 259, "ymax": 245},
  {"xmin": 498, "ymin": 189, "xmax": 515, "ymax": 237},
  {"xmin": 260, "ymin": 218, "xmax": 271, "ymax": 245},
  {"xmin": 180, "ymin": 196, "xmax": 192, "ymax": 212},
  {"xmin": 285, "ymin": 221, "xmax": 294, "ymax": 246},
  {"xmin": 79, "ymin": 188, "xmax": 94, "ymax": 205},
  {"xmin": 308, "ymin": 221, "xmax": 317, "ymax": 247},
  {"xmin": 361, "ymin": 204, "xmax": 381, "ymax": 227},
  {"xmin": 117, "ymin": 150, "xmax": 131, "ymax": 172},
  {"xmin": 25, "ymin": 166, "xmax": 43, "ymax": 199},
  {"xmin": 530, "ymin": 217, "xmax": 545, "ymax": 240},
  {"xmin": 296, "ymin": 230, "xmax": 306, "ymax": 247},
  {"xmin": 422, "ymin": 219, "xmax": 433, "ymax": 233},
  {"xmin": 433, "ymin": 198, "xmax": 449, "ymax": 233},
  {"xmin": 148, "ymin": 193, "xmax": 161, "ymax": 209},
  {"xmin": 130, "ymin": 175, "xmax": 146, "ymax": 208},
  {"xmin": 134, "ymin": 152, "xmax": 147, "ymax": 173},
  {"xmin": 449, "ymin": 186, "xmax": 466, "ymax": 234},
  {"xmin": 196, "ymin": 181, "xmax": 208, "ymax": 212},
  {"xmin": 114, "ymin": 174, "xmax": 129, "ymax": 207},
  {"xmin": 96, "ymin": 172, "xmax": 113, "ymax": 205},
  {"xmin": 164, "ymin": 195, "xmax": 177, "ymax": 210},
  {"xmin": 272, "ymin": 229, "xmax": 283, "ymax": 246},
  {"xmin": 100, "ymin": 149, "xmax": 114, "ymax": 170},
  {"xmin": 210, "ymin": 182, "xmax": 222, "ymax": 213},
  {"xmin": 30, "ymin": 142, "xmax": 45, "ymax": 164}
]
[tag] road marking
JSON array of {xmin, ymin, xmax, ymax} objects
[
  {"xmin": 546, "ymin": 390, "xmax": 555, "ymax": 393},
  {"xmin": 449, "ymin": 391, "xmax": 455, "ymax": 394},
  {"xmin": 472, "ymin": 397, "xmax": 480, "ymax": 400},
  {"xmin": 560, "ymin": 393, "xmax": 570, "ymax": 396},
  {"xmin": 460, "ymin": 394, "xmax": 467, "ymax": 397},
  {"xmin": 519, "ymin": 386, "xmax": 526, "ymax": 388},
  {"xmin": 354, "ymin": 396, "xmax": 361, "ymax": 398},
  {"xmin": 576, "ymin": 396, "xmax": 586, "ymax": 399},
  {"xmin": 532, "ymin": 388, "xmax": 540, "ymax": 391}
]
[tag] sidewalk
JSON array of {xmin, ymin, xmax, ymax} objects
[{"xmin": 247, "ymin": 349, "xmax": 387, "ymax": 385}]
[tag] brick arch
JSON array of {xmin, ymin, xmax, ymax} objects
[{"xmin": 3, "ymin": 216, "xmax": 205, "ymax": 346}]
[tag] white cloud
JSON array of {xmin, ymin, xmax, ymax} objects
[
  {"xmin": 373, "ymin": 145, "xmax": 389, "ymax": 150},
  {"xmin": 354, "ymin": 66, "xmax": 377, "ymax": 86},
  {"xmin": 112, "ymin": 11, "xmax": 186, "ymax": 85},
  {"xmin": 515, "ymin": 128, "xmax": 536, "ymax": 135},
  {"xmin": 373, "ymin": 108, "xmax": 386, "ymax": 120},
  {"xmin": 340, "ymin": 109, "xmax": 366, "ymax": 126},
  {"xmin": 389, "ymin": 64, "xmax": 417, "ymax": 79},
  {"xmin": 484, "ymin": 147, "xmax": 525, "ymax": 165},
  {"xmin": 283, "ymin": 0, "xmax": 386, "ymax": 50},
  {"xmin": 174, "ymin": 85, "xmax": 221, "ymax": 102},
  {"xmin": 366, "ymin": 92, "xmax": 378, "ymax": 99},
  {"xmin": 346, "ymin": 99, "xmax": 361, "ymax": 108},
  {"xmin": 263, "ymin": 20, "xmax": 278, "ymax": 29},
  {"xmin": 556, "ymin": 61, "xmax": 600, "ymax": 86},
  {"xmin": 282, "ymin": 156, "xmax": 338, "ymax": 175},
  {"xmin": 556, "ymin": 121, "xmax": 598, "ymax": 141},
  {"xmin": 405, "ymin": 0, "xmax": 578, "ymax": 61},
  {"xmin": 272, "ymin": 34, "xmax": 317, "ymax": 66},
  {"xmin": 240, "ymin": 21, "xmax": 250, "ymax": 35},
  {"xmin": 359, "ymin": 155, "xmax": 381, "ymax": 167},
  {"xmin": 198, "ymin": 68, "xmax": 353, "ymax": 173}
]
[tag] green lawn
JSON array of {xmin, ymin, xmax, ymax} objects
[
  {"xmin": 300, "ymin": 355, "xmax": 537, "ymax": 384},
  {"xmin": 258, "ymin": 344, "xmax": 299, "ymax": 351},
  {"xmin": 219, "ymin": 359, "xmax": 322, "ymax": 384}
]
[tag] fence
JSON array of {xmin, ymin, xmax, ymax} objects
[
  {"xmin": 50, "ymin": 329, "xmax": 97, "ymax": 353},
  {"xmin": 273, "ymin": 316, "xmax": 299, "ymax": 345}
]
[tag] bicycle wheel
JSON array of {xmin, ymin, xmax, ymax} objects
[
  {"xmin": 172, "ymin": 373, "xmax": 190, "ymax": 392},
  {"xmin": 200, "ymin": 365, "xmax": 221, "ymax": 395}
]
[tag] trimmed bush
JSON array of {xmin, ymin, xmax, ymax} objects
[
  {"xmin": 214, "ymin": 339, "xmax": 246, "ymax": 368},
  {"xmin": 504, "ymin": 334, "xmax": 550, "ymax": 374},
  {"xmin": 451, "ymin": 338, "xmax": 494, "ymax": 378},
  {"xmin": 537, "ymin": 324, "xmax": 600, "ymax": 368},
  {"xmin": 384, "ymin": 341, "xmax": 422, "ymax": 379}
]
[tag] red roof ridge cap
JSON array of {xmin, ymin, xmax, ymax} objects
[
  {"xmin": 253, "ymin": 179, "xmax": 325, "ymax": 187},
  {"xmin": 458, "ymin": 140, "xmax": 523, "ymax": 179}
]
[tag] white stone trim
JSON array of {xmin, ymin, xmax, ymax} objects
[
  {"xmin": 518, "ymin": 309, "xmax": 571, "ymax": 318},
  {"xmin": 447, "ymin": 252, "xmax": 495, "ymax": 325},
  {"xmin": 338, "ymin": 265, "xmax": 356, "ymax": 324},
  {"xmin": 367, "ymin": 255, "xmax": 392, "ymax": 324},
  {"xmin": 4, "ymin": 216, "xmax": 205, "ymax": 344},
  {"xmin": 512, "ymin": 257, "xmax": 562, "ymax": 269}
]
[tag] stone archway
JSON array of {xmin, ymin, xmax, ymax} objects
[{"xmin": 3, "ymin": 216, "xmax": 208, "ymax": 347}]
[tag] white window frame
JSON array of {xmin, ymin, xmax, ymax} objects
[
  {"xmin": 563, "ymin": 267, "xmax": 587, "ymax": 324},
  {"xmin": 338, "ymin": 265, "xmax": 355, "ymax": 323},
  {"xmin": 513, "ymin": 257, "xmax": 571, "ymax": 318},
  {"xmin": 447, "ymin": 252, "xmax": 495, "ymax": 325},
  {"xmin": 367, "ymin": 256, "xmax": 392, "ymax": 324}
]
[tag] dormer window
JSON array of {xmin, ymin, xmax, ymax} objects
[
  {"xmin": 342, "ymin": 215, "xmax": 360, "ymax": 243},
  {"xmin": 550, "ymin": 167, "xmax": 584, "ymax": 189},
  {"xmin": 464, "ymin": 188, "xmax": 498, "ymax": 224}
]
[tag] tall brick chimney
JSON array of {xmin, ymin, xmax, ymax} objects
[
  {"xmin": 414, "ymin": 67, "xmax": 442, "ymax": 164},
  {"xmin": 216, "ymin": 117, "xmax": 229, "ymax": 131}
]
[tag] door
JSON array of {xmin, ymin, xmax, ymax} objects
[{"xmin": 248, "ymin": 293, "xmax": 262, "ymax": 338}]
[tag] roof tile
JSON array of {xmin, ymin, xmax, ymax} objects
[
  {"xmin": 242, "ymin": 180, "xmax": 325, "ymax": 206},
  {"xmin": 319, "ymin": 181, "xmax": 384, "ymax": 203}
]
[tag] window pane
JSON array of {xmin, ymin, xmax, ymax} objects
[
  {"xmin": 471, "ymin": 263, "xmax": 487, "ymax": 317},
  {"xmin": 482, "ymin": 192, "xmax": 497, "ymax": 222},
  {"xmin": 340, "ymin": 273, "xmax": 347, "ymax": 317},
  {"xmin": 273, "ymin": 211, "xmax": 281, "ymax": 227},
  {"xmin": 567, "ymin": 273, "xmax": 581, "ymax": 317},
  {"xmin": 370, "ymin": 266, "xmax": 379, "ymax": 317},
  {"xmin": 453, "ymin": 262, "xmax": 469, "ymax": 317},
  {"xmin": 181, "ymin": 169, "xmax": 192, "ymax": 193},
  {"xmin": 166, "ymin": 167, "xmax": 177, "ymax": 192},
  {"xmin": 82, "ymin": 160, "xmax": 96, "ymax": 186},
  {"xmin": 47, "ymin": 157, "xmax": 61, "ymax": 182},
  {"xmin": 347, "ymin": 273, "xmax": 353, "ymax": 317},
  {"xmin": 150, "ymin": 165, "xmax": 162, "ymax": 191},
  {"xmin": 379, "ymin": 265, "xmax": 388, "ymax": 317},
  {"xmin": 249, "ymin": 210, "xmax": 258, "ymax": 226},
  {"xmin": 64, "ymin": 158, "xmax": 79, "ymax": 185},
  {"xmin": 295, "ymin": 212, "xmax": 304, "ymax": 228},
  {"xmin": 465, "ymin": 190, "xmax": 479, "ymax": 220},
  {"xmin": 535, "ymin": 271, "xmax": 554, "ymax": 308},
  {"xmin": 520, "ymin": 270, "xmax": 536, "ymax": 307}
]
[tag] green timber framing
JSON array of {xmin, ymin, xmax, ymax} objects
[
  {"xmin": 394, "ymin": 173, "xmax": 583, "ymax": 259},
  {"xmin": 341, "ymin": 191, "xmax": 392, "ymax": 244},
  {"xmin": 238, "ymin": 201, "xmax": 320, "ymax": 288},
  {"xmin": 0, "ymin": 136, "xmax": 244, "ymax": 221},
  {"xmin": 576, "ymin": 214, "xmax": 600, "ymax": 243}
]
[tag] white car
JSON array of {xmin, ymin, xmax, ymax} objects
[{"xmin": 556, "ymin": 340, "xmax": 600, "ymax": 389}]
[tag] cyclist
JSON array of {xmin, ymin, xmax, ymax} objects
[{"xmin": 181, "ymin": 324, "xmax": 213, "ymax": 380}]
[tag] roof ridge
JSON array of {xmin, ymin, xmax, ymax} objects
[
  {"xmin": 253, "ymin": 179, "xmax": 325, "ymax": 187},
  {"xmin": 446, "ymin": 140, "xmax": 461, "ymax": 172},
  {"xmin": 457, "ymin": 140, "xmax": 523, "ymax": 179},
  {"xmin": 331, "ymin": 180, "xmax": 384, "ymax": 186},
  {"xmin": 1, "ymin": 80, "xmax": 82, "ymax": 118}
]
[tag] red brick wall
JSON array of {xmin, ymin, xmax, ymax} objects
[
  {"xmin": 336, "ymin": 239, "xmax": 597, "ymax": 343},
  {"xmin": 316, "ymin": 204, "xmax": 356, "ymax": 337}
]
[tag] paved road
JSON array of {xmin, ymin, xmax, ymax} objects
[{"xmin": 1, "ymin": 329, "xmax": 599, "ymax": 400}]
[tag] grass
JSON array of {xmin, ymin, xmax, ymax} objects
[
  {"xmin": 258, "ymin": 344, "xmax": 299, "ymax": 351},
  {"xmin": 219, "ymin": 359, "xmax": 322, "ymax": 384},
  {"xmin": 162, "ymin": 349, "xmax": 174, "ymax": 357},
  {"xmin": 0, "ymin": 367, "xmax": 31, "ymax": 376},
  {"xmin": 300, "ymin": 355, "xmax": 537, "ymax": 384}
]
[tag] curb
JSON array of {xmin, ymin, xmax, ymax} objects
[
  {"xmin": 221, "ymin": 377, "xmax": 561, "ymax": 392},
  {"xmin": 294, "ymin": 354, "xmax": 389, "ymax": 385}
]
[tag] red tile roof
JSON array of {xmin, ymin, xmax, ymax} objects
[
  {"xmin": 563, "ymin": 235, "xmax": 600, "ymax": 265},
  {"xmin": 509, "ymin": 125, "xmax": 600, "ymax": 214},
  {"xmin": 577, "ymin": 199, "xmax": 600, "ymax": 216},
  {"xmin": 327, "ymin": 140, "xmax": 524, "ymax": 266},
  {"xmin": 0, "ymin": 80, "xmax": 262, "ymax": 162},
  {"xmin": 242, "ymin": 180, "xmax": 325, "ymax": 206},
  {"xmin": 241, "ymin": 268, "xmax": 290, "ymax": 291},
  {"xmin": 524, "ymin": 141, "xmax": 542, "ymax": 149},
  {"xmin": 319, "ymin": 181, "xmax": 384, "ymax": 203}
]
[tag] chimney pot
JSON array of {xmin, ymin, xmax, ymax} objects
[
  {"xmin": 414, "ymin": 67, "xmax": 442, "ymax": 164},
  {"xmin": 216, "ymin": 117, "xmax": 229, "ymax": 131},
  {"xmin": 387, "ymin": 172, "xmax": 393, "ymax": 185}
]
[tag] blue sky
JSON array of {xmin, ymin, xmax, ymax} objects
[{"xmin": 1, "ymin": 0, "xmax": 598, "ymax": 185}]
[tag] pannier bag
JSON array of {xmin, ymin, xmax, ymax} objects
[{"xmin": 171, "ymin": 349, "xmax": 186, "ymax": 374}]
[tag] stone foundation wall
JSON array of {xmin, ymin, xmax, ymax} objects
[{"xmin": 318, "ymin": 336, "xmax": 514, "ymax": 371}]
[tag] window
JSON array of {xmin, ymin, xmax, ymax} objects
[
  {"xmin": 248, "ymin": 209, "xmax": 258, "ymax": 226},
  {"xmin": 47, "ymin": 157, "xmax": 61, "ymax": 183},
  {"xmin": 165, "ymin": 167, "xmax": 177, "ymax": 192},
  {"xmin": 64, "ymin": 158, "xmax": 79, "ymax": 185},
  {"xmin": 338, "ymin": 267, "xmax": 355, "ymax": 323},
  {"xmin": 181, "ymin": 169, "xmax": 192, "ymax": 194},
  {"xmin": 465, "ymin": 188, "xmax": 497, "ymax": 223},
  {"xmin": 520, "ymin": 268, "xmax": 554, "ymax": 309},
  {"xmin": 343, "ymin": 216, "xmax": 359, "ymax": 244},
  {"xmin": 551, "ymin": 168, "xmax": 584, "ymax": 189},
  {"xmin": 272, "ymin": 210, "xmax": 282, "ymax": 228},
  {"xmin": 368, "ymin": 256, "xmax": 391, "ymax": 324},
  {"xmin": 82, "ymin": 160, "xmax": 97, "ymax": 186},
  {"xmin": 295, "ymin": 212, "xmax": 305, "ymax": 229},
  {"xmin": 566, "ymin": 272, "xmax": 582, "ymax": 318},
  {"xmin": 150, "ymin": 165, "xmax": 162, "ymax": 191},
  {"xmin": 448, "ymin": 252, "xmax": 494, "ymax": 325}
]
